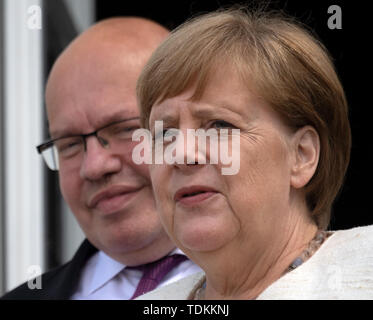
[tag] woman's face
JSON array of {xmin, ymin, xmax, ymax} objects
[{"xmin": 148, "ymin": 67, "xmax": 299, "ymax": 259}]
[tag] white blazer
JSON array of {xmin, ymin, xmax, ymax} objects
[{"xmin": 137, "ymin": 225, "xmax": 373, "ymax": 300}]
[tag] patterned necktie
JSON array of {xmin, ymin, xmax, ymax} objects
[{"xmin": 129, "ymin": 254, "xmax": 187, "ymax": 300}]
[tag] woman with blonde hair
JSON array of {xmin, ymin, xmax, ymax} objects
[{"xmin": 136, "ymin": 8, "xmax": 373, "ymax": 299}]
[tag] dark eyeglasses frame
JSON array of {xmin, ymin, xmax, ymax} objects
[{"xmin": 36, "ymin": 117, "xmax": 140, "ymax": 154}]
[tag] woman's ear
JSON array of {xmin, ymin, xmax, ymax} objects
[{"xmin": 290, "ymin": 126, "xmax": 320, "ymax": 189}]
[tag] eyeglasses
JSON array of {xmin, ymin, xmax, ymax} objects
[{"xmin": 36, "ymin": 117, "xmax": 140, "ymax": 171}]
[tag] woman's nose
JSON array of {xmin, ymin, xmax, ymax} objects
[{"xmin": 171, "ymin": 128, "xmax": 209, "ymax": 169}]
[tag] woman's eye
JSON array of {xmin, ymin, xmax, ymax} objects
[
  {"xmin": 211, "ymin": 120, "xmax": 235, "ymax": 129},
  {"xmin": 164, "ymin": 128, "xmax": 179, "ymax": 138},
  {"xmin": 154, "ymin": 128, "xmax": 170, "ymax": 141},
  {"xmin": 153, "ymin": 128, "xmax": 179, "ymax": 143}
]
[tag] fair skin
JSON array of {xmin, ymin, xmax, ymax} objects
[
  {"xmin": 149, "ymin": 65, "xmax": 320, "ymax": 299},
  {"xmin": 45, "ymin": 18, "xmax": 175, "ymax": 266}
]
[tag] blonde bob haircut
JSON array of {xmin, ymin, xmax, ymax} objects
[{"xmin": 137, "ymin": 8, "xmax": 351, "ymax": 229}]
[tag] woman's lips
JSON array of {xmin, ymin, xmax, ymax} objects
[
  {"xmin": 89, "ymin": 186, "xmax": 143, "ymax": 215},
  {"xmin": 177, "ymin": 191, "xmax": 217, "ymax": 206},
  {"xmin": 174, "ymin": 186, "xmax": 218, "ymax": 207}
]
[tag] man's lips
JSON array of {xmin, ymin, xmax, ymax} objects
[
  {"xmin": 88, "ymin": 185, "xmax": 143, "ymax": 214},
  {"xmin": 174, "ymin": 185, "xmax": 218, "ymax": 206}
]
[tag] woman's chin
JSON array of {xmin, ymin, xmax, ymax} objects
[{"xmin": 175, "ymin": 219, "xmax": 238, "ymax": 253}]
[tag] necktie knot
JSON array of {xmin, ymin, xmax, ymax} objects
[{"xmin": 129, "ymin": 254, "xmax": 187, "ymax": 299}]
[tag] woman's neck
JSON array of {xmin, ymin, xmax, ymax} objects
[{"xmin": 199, "ymin": 216, "xmax": 318, "ymax": 300}]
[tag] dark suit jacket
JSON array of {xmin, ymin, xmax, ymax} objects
[{"xmin": 1, "ymin": 239, "xmax": 97, "ymax": 300}]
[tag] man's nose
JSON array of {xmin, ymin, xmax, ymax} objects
[{"xmin": 79, "ymin": 135, "xmax": 121, "ymax": 181}]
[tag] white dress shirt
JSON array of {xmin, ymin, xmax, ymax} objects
[{"xmin": 70, "ymin": 248, "xmax": 202, "ymax": 300}]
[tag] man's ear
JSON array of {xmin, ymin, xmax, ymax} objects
[{"xmin": 290, "ymin": 126, "xmax": 320, "ymax": 189}]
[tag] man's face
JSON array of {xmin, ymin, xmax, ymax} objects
[{"xmin": 46, "ymin": 46, "xmax": 172, "ymax": 262}]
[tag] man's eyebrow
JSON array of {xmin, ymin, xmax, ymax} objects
[
  {"xmin": 50, "ymin": 113, "xmax": 140, "ymax": 139},
  {"xmin": 97, "ymin": 111, "xmax": 139, "ymax": 127},
  {"xmin": 49, "ymin": 128, "xmax": 73, "ymax": 140}
]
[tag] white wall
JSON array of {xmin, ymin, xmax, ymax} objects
[
  {"xmin": 3, "ymin": 0, "xmax": 45, "ymax": 292},
  {"xmin": 0, "ymin": 0, "xmax": 5, "ymax": 295},
  {"xmin": 64, "ymin": 0, "xmax": 95, "ymax": 33}
]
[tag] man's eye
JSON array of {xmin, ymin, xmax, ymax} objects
[
  {"xmin": 56, "ymin": 138, "xmax": 83, "ymax": 156},
  {"xmin": 119, "ymin": 126, "xmax": 139, "ymax": 134},
  {"xmin": 58, "ymin": 140, "xmax": 79, "ymax": 151},
  {"xmin": 111, "ymin": 124, "xmax": 140, "ymax": 139},
  {"xmin": 119, "ymin": 126, "xmax": 136, "ymax": 132}
]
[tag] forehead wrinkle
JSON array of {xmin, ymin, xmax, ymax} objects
[
  {"xmin": 190, "ymin": 102, "xmax": 246, "ymax": 123},
  {"xmin": 92, "ymin": 109, "xmax": 139, "ymax": 127}
]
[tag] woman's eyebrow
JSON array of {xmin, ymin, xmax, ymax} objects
[
  {"xmin": 150, "ymin": 113, "xmax": 178, "ymax": 129},
  {"xmin": 192, "ymin": 104, "xmax": 245, "ymax": 121},
  {"xmin": 150, "ymin": 101, "xmax": 247, "ymax": 130}
]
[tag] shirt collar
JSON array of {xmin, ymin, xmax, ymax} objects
[
  {"xmin": 88, "ymin": 251, "xmax": 126, "ymax": 295},
  {"xmin": 87, "ymin": 248, "xmax": 188, "ymax": 294},
  {"xmin": 169, "ymin": 247, "xmax": 186, "ymax": 256}
]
